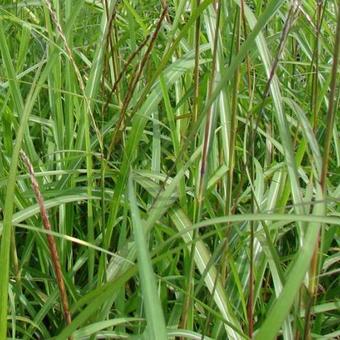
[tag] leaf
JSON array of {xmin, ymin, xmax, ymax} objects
[{"xmin": 128, "ymin": 175, "xmax": 168, "ymax": 340}]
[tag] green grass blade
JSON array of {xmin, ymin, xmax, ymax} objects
[{"xmin": 128, "ymin": 175, "xmax": 167, "ymax": 340}]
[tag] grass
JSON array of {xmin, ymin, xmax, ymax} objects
[{"xmin": 0, "ymin": 0, "xmax": 339, "ymax": 339}]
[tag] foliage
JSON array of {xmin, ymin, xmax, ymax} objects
[{"xmin": 0, "ymin": 0, "xmax": 339, "ymax": 339}]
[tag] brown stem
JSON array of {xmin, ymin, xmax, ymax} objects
[
  {"xmin": 304, "ymin": 4, "xmax": 340, "ymax": 339},
  {"xmin": 193, "ymin": 0, "xmax": 201, "ymax": 124},
  {"xmin": 20, "ymin": 151, "xmax": 72, "ymax": 329},
  {"xmin": 102, "ymin": 32, "xmax": 151, "ymax": 116},
  {"xmin": 320, "ymin": 3, "xmax": 340, "ymax": 191},
  {"xmin": 106, "ymin": 5, "xmax": 168, "ymax": 159},
  {"xmin": 197, "ymin": 0, "xmax": 221, "ymax": 205}
]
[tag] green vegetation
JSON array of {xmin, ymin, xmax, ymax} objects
[{"xmin": 0, "ymin": 0, "xmax": 339, "ymax": 339}]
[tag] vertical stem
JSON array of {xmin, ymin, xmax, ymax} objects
[
  {"xmin": 181, "ymin": 0, "xmax": 221, "ymax": 333},
  {"xmin": 311, "ymin": 1, "xmax": 322, "ymax": 130},
  {"xmin": 320, "ymin": 8, "xmax": 340, "ymax": 191},
  {"xmin": 221, "ymin": 3, "xmax": 242, "ymax": 286},
  {"xmin": 248, "ymin": 73, "xmax": 255, "ymax": 339},
  {"xmin": 305, "ymin": 4, "xmax": 340, "ymax": 339},
  {"xmin": 193, "ymin": 0, "xmax": 201, "ymax": 124},
  {"xmin": 197, "ymin": 0, "xmax": 221, "ymax": 208}
]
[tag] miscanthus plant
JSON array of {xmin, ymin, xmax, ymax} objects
[{"xmin": 0, "ymin": 0, "xmax": 339, "ymax": 339}]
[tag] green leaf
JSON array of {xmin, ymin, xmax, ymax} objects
[{"xmin": 128, "ymin": 175, "xmax": 168, "ymax": 340}]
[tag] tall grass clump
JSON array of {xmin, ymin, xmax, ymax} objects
[{"xmin": 0, "ymin": 0, "xmax": 339, "ymax": 339}]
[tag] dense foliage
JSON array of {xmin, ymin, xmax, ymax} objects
[{"xmin": 0, "ymin": 0, "xmax": 339, "ymax": 339}]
